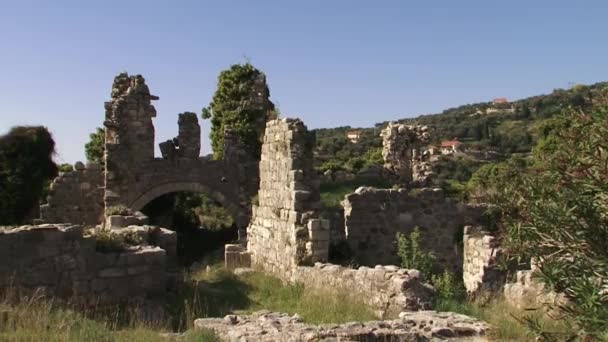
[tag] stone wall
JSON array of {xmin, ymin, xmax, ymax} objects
[
  {"xmin": 246, "ymin": 119, "xmax": 329, "ymax": 277},
  {"xmin": 462, "ymin": 226, "xmax": 504, "ymax": 295},
  {"xmin": 380, "ymin": 123, "xmax": 430, "ymax": 186},
  {"xmin": 343, "ymin": 187, "xmax": 483, "ymax": 272},
  {"xmin": 292, "ymin": 263, "xmax": 434, "ymax": 317},
  {"xmin": 0, "ymin": 224, "xmax": 175, "ymax": 306},
  {"xmin": 40, "ymin": 162, "xmax": 104, "ymax": 226},
  {"xmin": 503, "ymin": 261, "xmax": 564, "ymax": 309}
]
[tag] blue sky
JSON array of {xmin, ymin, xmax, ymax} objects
[{"xmin": 1, "ymin": 0, "xmax": 606, "ymax": 163}]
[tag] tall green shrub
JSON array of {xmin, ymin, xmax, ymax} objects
[
  {"xmin": 490, "ymin": 96, "xmax": 608, "ymax": 339},
  {"xmin": 202, "ymin": 63, "xmax": 276, "ymax": 159},
  {"xmin": 84, "ymin": 127, "xmax": 105, "ymax": 166},
  {"xmin": 0, "ymin": 126, "xmax": 58, "ymax": 224}
]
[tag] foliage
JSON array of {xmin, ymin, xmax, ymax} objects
[
  {"xmin": 430, "ymin": 270, "xmax": 466, "ymax": 303},
  {"xmin": 58, "ymin": 163, "xmax": 74, "ymax": 172},
  {"xmin": 488, "ymin": 96, "xmax": 608, "ymax": 339},
  {"xmin": 85, "ymin": 127, "xmax": 105, "ymax": 166},
  {"xmin": 202, "ymin": 63, "xmax": 275, "ymax": 159},
  {"xmin": 394, "ymin": 228, "xmax": 435, "ymax": 276},
  {"xmin": 141, "ymin": 192, "xmax": 236, "ymax": 265},
  {"xmin": 0, "ymin": 126, "xmax": 58, "ymax": 225},
  {"xmin": 106, "ymin": 205, "xmax": 130, "ymax": 216}
]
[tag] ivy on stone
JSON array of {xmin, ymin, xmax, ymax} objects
[{"xmin": 202, "ymin": 63, "xmax": 276, "ymax": 159}]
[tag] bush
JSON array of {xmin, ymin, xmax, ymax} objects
[
  {"xmin": 0, "ymin": 126, "xmax": 58, "ymax": 225},
  {"xmin": 489, "ymin": 97, "xmax": 608, "ymax": 339},
  {"xmin": 395, "ymin": 228, "xmax": 435, "ymax": 277}
]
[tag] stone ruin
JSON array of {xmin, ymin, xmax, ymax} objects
[
  {"xmin": 381, "ymin": 122, "xmax": 433, "ymax": 186},
  {"xmin": 195, "ymin": 310, "xmax": 491, "ymax": 341},
  {"xmin": 41, "ymin": 73, "xmax": 259, "ymax": 232}
]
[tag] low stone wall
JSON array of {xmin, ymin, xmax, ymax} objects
[
  {"xmin": 292, "ymin": 263, "xmax": 435, "ymax": 318},
  {"xmin": 462, "ymin": 226, "xmax": 505, "ymax": 295},
  {"xmin": 503, "ymin": 262, "xmax": 564, "ymax": 309},
  {"xmin": 343, "ymin": 187, "xmax": 483, "ymax": 271},
  {"xmin": 0, "ymin": 224, "xmax": 175, "ymax": 306},
  {"xmin": 194, "ymin": 311, "xmax": 491, "ymax": 341},
  {"xmin": 40, "ymin": 162, "xmax": 104, "ymax": 226}
]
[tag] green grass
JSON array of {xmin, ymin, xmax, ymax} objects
[
  {"xmin": 320, "ymin": 178, "xmax": 391, "ymax": 209},
  {"xmin": 178, "ymin": 264, "xmax": 377, "ymax": 325},
  {"xmin": 435, "ymin": 297, "xmax": 573, "ymax": 341},
  {"xmin": 0, "ymin": 296, "xmax": 219, "ymax": 342}
]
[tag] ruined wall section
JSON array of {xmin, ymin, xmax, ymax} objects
[
  {"xmin": 40, "ymin": 162, "xmax": 104, "ymax": 226},
  {"xmin": 381, "ymin": 123, "xmax": 431, "ymax": 186},
  {"xmin": 246, "ymin": 119, "xmax": 329, "ymax": 277},
  {"xmin": 343, "ymin": 187, "xmax": 483, "ymax": 272},
  {"xmin": 462, "ymin": 226, "xmax": 505, "ymax": 295},
  {"xmin": 0, "ymin": 224, "xmax": 175, "ymax": 306},
  {"xmin": 104, "ymin": 73, "xmax": 158, "ymax": 210}
]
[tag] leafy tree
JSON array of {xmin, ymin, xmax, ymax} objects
[
  {"xmin": 0, "ymin": 126, "xmax": 58, "ymax": 225},
  {"xmin": 202, "ymin": 63, "xmax": 276, "ymax": 159},
  {"xmin": 85, "ymin": 127, "xmax": 105, "ymax": 165},
  {"xmin": 490, "ymin": 97, "xmax": 608, "ymax": 339}
]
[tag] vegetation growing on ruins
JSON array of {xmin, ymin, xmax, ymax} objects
[
  {"xmin": 201, "ymin": 63, "xmax": 276, "ymax": 159},
  {"xmin": 85, "ymin": 127, "xmax": 105, "ymax": 165},
  {"xmin": 0, "ymin": 126, "xmax": 58, "ymax": 225},
  {"xmin": 485, "ymin": 96, "xmax": 608, "ymax": 339}
]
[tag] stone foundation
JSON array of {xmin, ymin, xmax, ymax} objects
[
  {"xmin": 343, "ymin": 187, "xmax": 483, "ymax": 271},
  {"xmin": 0, "ymin": 224, "xmax": 175, "ymax": 306},
  {"xmin": 194, "ymin": 311, "xmax": 491, "ymax": 341},
  {"xmin": 462, "ymin": 226, "xmax": 505, "ymax": 295}
]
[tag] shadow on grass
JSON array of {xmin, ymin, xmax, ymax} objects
[{"xmin": 167, "ymin": 268, "xmax": 252, "ymax": 331}]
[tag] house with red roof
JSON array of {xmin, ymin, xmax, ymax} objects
[{"xmin": 440, "ymin": 140, "xmax": 462, "ymax": 155}]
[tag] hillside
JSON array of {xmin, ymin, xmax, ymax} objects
[{"xmin": 314, "ymin": 81, "xmax": 608, "ymax": 172}]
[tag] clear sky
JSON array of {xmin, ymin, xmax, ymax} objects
[{"xmin": 1, "ymin": 0, "xmax": 606, "ymax": 163}]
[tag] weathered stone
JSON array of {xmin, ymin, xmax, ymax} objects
[{"xmin": 194, "ymin": 311, "xmax": 491, "ymax": 341}]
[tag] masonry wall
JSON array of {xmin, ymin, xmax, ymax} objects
[
  {"xmin": 292, "ymin": 263, "xmax": 434, "ymax": 318},
  {"xmin": 40, "ymin": 162, "xmax": 104, "ymax": 226},
  {"xmin": 0, "ymin": 224, "xmax": 174, "ymax": 306},
  {"xmin": 462, "ymin": 226, "xmax": 504, "ymax": 295},
  {"xmin": 246, "ymin": 118, "xmax": 329, "ymax": 278},
  {"xmin": 343, "ymin": 187, "xmax": 483, "ymax": 272}
]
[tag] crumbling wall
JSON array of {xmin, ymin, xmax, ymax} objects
[
  {"xmin": 380, "ymin": 123, "xmax": 430, "ymax": 186},
  {"xmin": 343, "ymin": 187, "xmax": 483, "ymax": 272},
  {"xmin": 103, "ymin": 73, "xmax": 158, "ymax": 210},
  {"xmin": 246, "ymin": 119, "xmax": 329, "ymax": 277},
  {"xmin": 462, "ymin": 226, "xmax": 505, "ymax": 295},
  {"xmin": 40, "ymin": 162, "xmax": 104, "ymax": 226},
  {"xmin": 292, "ymin": 263, "xmax": 434, "ymax": 317},
  {"xmin": 0, "ymin": 224, "xmax": 176, "ymax": 306}
]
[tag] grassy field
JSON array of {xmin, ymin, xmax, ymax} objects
[
  {"xmin": 0, "ymin": 263, "xmax": 375, "ymax": 341},
  {"xmin": 1, "ymin": 262, "xmax": 573, "ymax": 341}
]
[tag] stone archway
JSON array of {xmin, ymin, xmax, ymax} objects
[{"xmin": 129, "ymin": 181, "xmax": 242, "ymax": 227}]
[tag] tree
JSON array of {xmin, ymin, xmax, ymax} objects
[
  {"xmin": 85, "ymin": 127, "xmax": 105, "ymax": 165},
  {"xmin": 202, "ymin": 63, "xmax": 276, "ymax": 159},
  {"xmin": 0, "ymin": 126, "xmax": 58, "ymax": 225},
  {"xmin": 490, "ymin": 97, "xmax": 608, "ymax": 339}
]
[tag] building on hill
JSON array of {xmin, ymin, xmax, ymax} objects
[
  {"xmin": 346, "ymin": 130, "xmax": 362, "ymax": 144},
  {"xmin": 492, "ymin": 97, "xmax": 509, "ymax": 104},
  {"xmin": 440, "ymin": 140, "xmax": 462, "ymax": 155}
]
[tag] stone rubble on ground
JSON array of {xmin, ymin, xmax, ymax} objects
[{"xmin": 194, "ymin": 310, "xmax": 491, "ymax": 341}]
